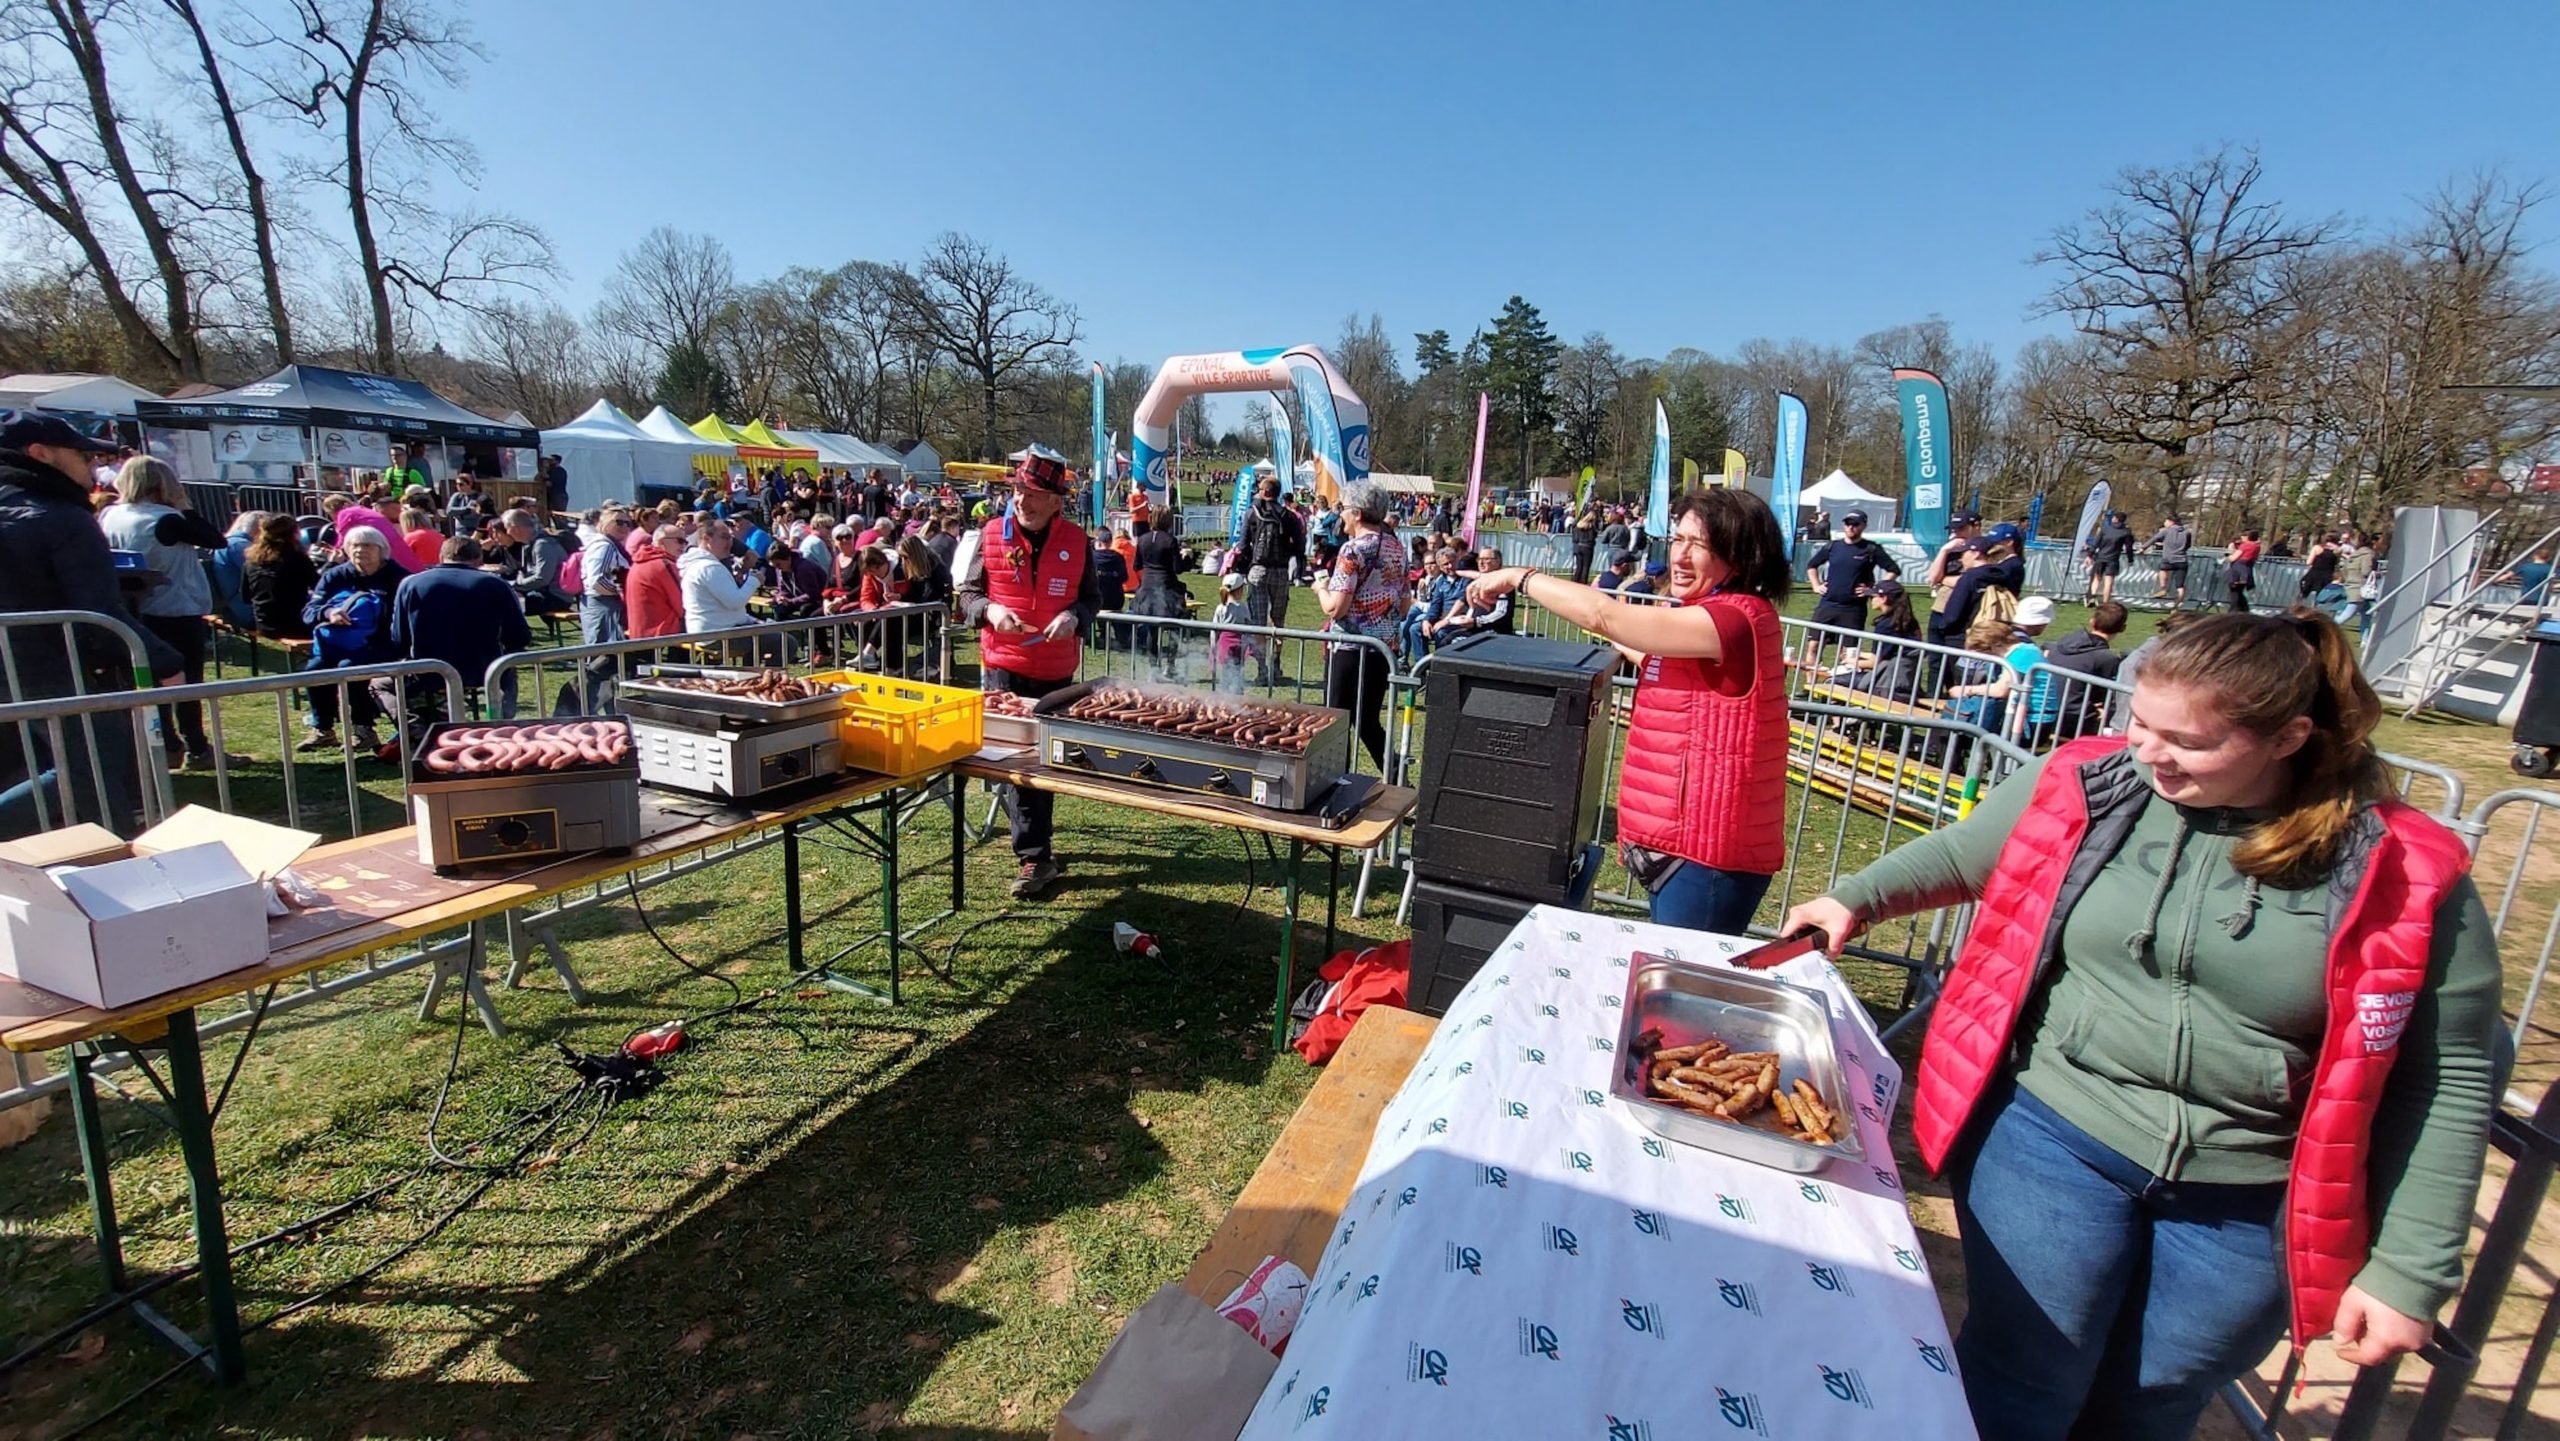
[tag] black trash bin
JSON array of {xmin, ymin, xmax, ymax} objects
[{"xmin": 2512, "ymin": 621, "xmax": 2560, "ymax": 776}]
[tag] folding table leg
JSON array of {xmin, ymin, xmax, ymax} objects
[
  {"xmin": 1273, "ymin": 838, "xmax": 1304, "ymax": 1051},
  {"xmin": 162, "ymin": 1011, "xmax": 246, "ymax": 1384},
  {"xmin": 66, "ymin": 1042, "xmax": 127, "ymax": 1293}
]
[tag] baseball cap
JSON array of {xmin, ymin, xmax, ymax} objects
[
  {"xmin": 1644, "ymin": 560, "xmax": 1669, "ymax": 577},
  {"xmin": 0, "ymin": 410, "xmax": 116, "ymax": 455},
  {"xmin": 2014, "ymin": 596, "xmax": 2056, "ymax": 627},
  {"xmin": 1949, "ymin": 510, "xmax": 1981, "ymax": 526},
  {"xmin": 1986, "ymin": 522, "xmax": 2024, "ymax": 546},
  {"xmin": 1961, "ymin": 538, "xmax": 1990, "ymax": 554},
  {"xmin": 1219, "ymin": 570, "xmax": 1248, "ymax": 592},
  {"xmin": 1872, "ymin": 577, "xmax": 1905, "ymax": 598},
  {"xmin": 1842, "ymin": 509, "xmax": 1868, "ymax": 526}
]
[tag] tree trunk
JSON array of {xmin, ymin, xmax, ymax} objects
[
  {"xmin": 54, "ymin": 0, "xmax": 204, "ymax": 379},
  {"xmin": 167, "ymin": 0, "xmax": 292, "ymax": 361},
  {"xmin": 981, "ymin": 374, "xmax": 1000, "ymax": 462},
  {"xmin": 346, "ymin": 0, "xmax": 396, "ymax": 373},
  {"xmin": 0, "ymin": 139, "xmax": 185, "ymax": 378}
]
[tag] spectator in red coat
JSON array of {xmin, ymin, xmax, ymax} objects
[{"xmin": 625, "ymin": 523, "xmax": 686, "ymax": 639}]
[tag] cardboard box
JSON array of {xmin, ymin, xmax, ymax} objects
[{"xmin": 0, "ymin": 807, "xmax": 317, "ymax": 1010}]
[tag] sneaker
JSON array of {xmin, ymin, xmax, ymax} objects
[
  {"xmin": 1008, "ymin": 857, "xmax": 1062, "ymax": 899},
  {"xmin": 295, "ymin": 728, "xmax": 339, "ymax": 753},
  {"xmin": 183, "ymin": 746, "xmax": 242, "ymax": 771},
  {"xmin": 349, "ymin": 725, "xmax": 380, "ymax": 752}
]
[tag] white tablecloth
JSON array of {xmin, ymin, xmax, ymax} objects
[{"xmin": 1236, "ymin": 906, "xmax": 1975, "ymax": 1440}]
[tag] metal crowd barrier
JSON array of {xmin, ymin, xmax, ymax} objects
[
  {"xmin": 0, "ymin": 610, "xmax": 174, "ymax": 837},
  {"xmin": 481, "ymin": 603, "xmax": 952, "ymax": 719}
]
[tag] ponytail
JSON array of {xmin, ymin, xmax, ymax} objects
[{"xmin": 2141, "ymin": 607, "xmax": 2389, "ymax": 887}]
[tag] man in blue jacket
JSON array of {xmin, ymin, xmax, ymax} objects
[{"xmin": 384, "ymin": 535, "xmax": 531, "ymax": 737}]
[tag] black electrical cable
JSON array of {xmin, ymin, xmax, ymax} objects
[{"xmin": 624, "ymin": 872, "xmax": 744, "ymax": 1012}]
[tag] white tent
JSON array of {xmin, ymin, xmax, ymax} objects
[
  {"xmin": 1797, "ymin": 469, "xmax": 1898, "ymax": 527},
  {"xmin": 638, "ymin": 405, "xmax": 737, "ymax": 472},
  {"xmin": 0, "ymin": 372, "xmax": 161, "ymax": 418},
  {"xmin": 543, "ymin": 400, "xmax": 703, "ymax": 508},
  {"xmin": 899, "ymin": 440, "xmax": 943, "ymax": 483},
  {"xmin": 775, "ymin": 427, "xmax": 867, "ymax": 470}
]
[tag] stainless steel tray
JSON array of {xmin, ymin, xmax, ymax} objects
[
  {"xmin": 620, "ymin": 666, "xmax": 850, "ymax": 724},
  {"xmin": 1610, "ymin": 953, "xmax": 1865, "ymax": 1174}
]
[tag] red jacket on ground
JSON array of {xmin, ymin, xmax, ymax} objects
[
  {"xmin": 625, "ymin": 540, "xmax": 683, "ymax": 639},
  {"xmin": 1615, "ymin": 591, "xmax": 1788, "ymax": 875},
  {"xmin": 1913, "ymin": 736, "xmax": 2473, "ymax": 1346}
]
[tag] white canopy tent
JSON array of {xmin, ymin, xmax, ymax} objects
[
  {"xmin": 1369, "ymin": 472, "xmax": 1437, "ymax": 497},
  {"xmin": 0, "ymin": 372, "xmax": 161, "ymax": 419},
  {"xmin": 637, "ymin": 406, "xmax": 737, "ymax": 473},
  {"xmin": 1797, "ymin": 469, "xmax": 1898, "ymax": 528},
  {"xmin": 543, "ymin": 400, "xmax": 703, "ymax": 508},
  {"xmin": 775, "ymin": 428, "xmax": 867, "ymax": 470}
]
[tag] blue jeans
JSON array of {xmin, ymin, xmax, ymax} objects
[
  {"xmin": 1952, "ymin": 1084, "xmax": 2289, "ymax": 1441},
  {"xmin": 577, "ymin": 597, "xmax": 626, "ymax": 714},
  {"xmin": 1646, "ymin": 860, "xmax": 1772, "ymax": 935}
]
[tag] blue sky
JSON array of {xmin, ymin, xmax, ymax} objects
[{"xmin": 456, "ymin": 0, "xmax": 2558, "ymax": 378}]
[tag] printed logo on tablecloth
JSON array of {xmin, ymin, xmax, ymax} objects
[
  {"xmin": 1716, "ymin": 1277, "xmax": 1762, "ymax": 1315},
  {"xmin": 1563, "ymin": 1149, "xmax": 1597, "ymax": 1174},
  {"xmin": 1443, "ymin": 1243, "xmax": 1484, "ymax": 1276},
  {"xmin": 1798, "ymin": 1180, "xmax": 1838, "ymax": 1207},
  {"xmin": 1454, "ymin": 1061, "xmax": 1474, "ymax": 1076},
  {"xmin": 1611, "ymin": 954, "xmax": 1630, "ymax": 968},
  {"xmin": 1630, "ymin": 1207, "xmax": 1670, "ymax": 1239},
  {"xmin": 1589, "ymin": 1034, "xmax": 1615, "ymax": 1053},
  {"xmin": 1806, "ymin": 1262, "xmax": 1857, "ymax": 1297},
  {"xmin": 1872, "ymin": 1166, "xmax": 1903, "ymax": 1193},
  {"xmin": 1297, "ymin": 1384, "xmax": 1331, "ymax": 1425},
  {"xmin": 1606, "ymin": 1418, "xmax": 1656, "ymax": 1441},
  {"xmin": 1892, "ymin": 1245, "xmax": 1924, "ymax": 1273},
  {"xmin": 1914, "ymin": 1338, "xmax": 1952, "ymax": 1374},
  {"xmin": 1519, "ymin": 1045, "xmax": 1549, "ymax": 1066},
  {"xmin": 1640, "ymin": 1137, "xmax": 1670, "ymax": 1161},
  {"xmin": 1552, "ymin": 964, "xmax": 1573, "ymax": 979},
  {"xmin": 1600, "ymin": 993, "xmax": 1623, "ymax": 1008},
  {"xmin": 1501, "ymin": 1098, "xmax": 1532, "ymax": 1120},
  {"xmin": 1581, "ymin": 1088, "xmax": 1608, "ymax": 1107},
  {"xmin": 1660, "ymin": 946, "xmax": 1683, "ymax": 959},
  {"xmin": 1872, "ymin": 1072, "xmax": 1893, "ymax": 1109},
  {"xmin": 1474, "ymin": 1013, "xmax": 1497, "ymax": 1029},
  {"xmin": 1495, "ymin": 974, "xmax": 1510, "ymax": 986},
  {"xmin": 1475, "ymin": 1164, "xmax": 1509, "ymax": 1189},
  {"xmin": 1281, "ymin": 1369, "xmax": 1300, "ymax": 1398},
  {"xmin": 1337, "ymin": 1220, "xmax": 1356, "ymax": 1247},
  {"xmin": 1393, "ymin": 1186, "xmax": 1419, "ymax": 1214},
  {"xmin": 1618, "ymin": 1298, "xmax": 1666, "ymax": 1339},
  {"xmin": 1616, "ymin": 922, "xmax": 1637, "ymax": 934},
  {"xmin": 1860, "ymin": 1102, "xmax": 1884, "ymax": 1126},
  {"xmin": 1715, "ymin": 1389, "xmax": 1770, "ymax": 1434},
  {"xmin": 1355, "ymin": 1274, "xmax": 1379, "ymax": 1303},
  {"xmin": 1819, "ymin": 1364, "xmax": 1875, "ymax": 1408},
  {"xmin": 1716, "ymin": 1193, "xmax": 1756, "ymax": 1224},
  {"xmin": 1427, "ymin": 1116, "xmax": 1450, "ymax": 1135},
  {"xmin": 1406, "ymin": 1343, "xmax": 1451, "ymax": 1386},
  {"xmin": 1539, "ymin": 1004, "xmax": 1561, "ymax": 1019},
  {"xmin": 1331, "ymin": 1271, "xmax": 1351, "ymax": 1299},
  {"xmin": 1542, "ymin": 1223, "xmax": 1581, "ymax": 1257},
  {"xmin": 1517, "ymin": 1319, "xmax": 1563, "ymax": 1361}
]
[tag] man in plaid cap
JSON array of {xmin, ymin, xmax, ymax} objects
[{"xmin": 956, "ymin": 450, "xmax": 1101, "ymax": 897}]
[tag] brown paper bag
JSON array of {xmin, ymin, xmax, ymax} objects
[{"xmin": 1054, "ymin": 1284, "xmax": 1279, "ymax": 1441}]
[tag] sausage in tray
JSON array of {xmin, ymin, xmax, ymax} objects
[
  {"xmin": 1054, "ymin": 685, "xmax": 1331, "ymax": 754},
  {"xmin": 420, "ymin": 720, "xmax": 632, "ymax": 776}
]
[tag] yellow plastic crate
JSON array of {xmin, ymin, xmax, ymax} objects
[{"xmin": 812, "ymin": 672, "xmax": 986, "ymax": 775}]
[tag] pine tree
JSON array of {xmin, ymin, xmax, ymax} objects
[{"xmin": 1481, "ymin": 297, "xmax": 1561, "ymax": 487}]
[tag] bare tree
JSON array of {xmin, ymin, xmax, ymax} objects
[
  {"xmin": 248, "ymin": 0, "xmax": 554, "ymax": 372},
  {"xmin": 0, "ymin": 0, "xmax": 213, "ymax": 378},
  {"xmin": 893, "ymin": 233, "xmax": 1080, "ymax": 460},
  {"xmin": 595, "ymin": 226, "xmax": 736, "ymax": 366},
  {"xmin": 1553, "ymin": 331, "xmax": 1625, "ymax": 470},
  {"xmin": 467, "ymin": 300, "xmax": 590, "ymax": 428},
  {"xmin": 159, "ymin": 0, "xmax": 293, "ymax": 359},
  {"xmin": 2033, "ymin": 145, "xmax": 2338, "ymax": 514}
]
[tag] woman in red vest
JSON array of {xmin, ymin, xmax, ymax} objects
[
  {"xmin": 1784, "ymin": 611, "xmax": 2501, "ymax": 1441},
  {"xmin": 1466, "ymin": 488, "xmax": 1792, "ymax": 932}
]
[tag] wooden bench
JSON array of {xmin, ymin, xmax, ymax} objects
[{"xmin": 1051, "ymin": 1004, "xmax": 1434, "ymax": 1440}]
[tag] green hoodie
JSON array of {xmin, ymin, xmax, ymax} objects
[{"xmin": 1829, "ymin": 753, "xmax": 2502, "ymax": 1321}]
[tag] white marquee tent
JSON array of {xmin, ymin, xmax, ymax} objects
[
  {"xmin": 1797, "ymin": 469, "xmax": 1898, "ymax": 528},
  {"xmin": 638, "ymin": 405, "xmax": 737, "ymax": 471},
  {"xmin": 0, "ymin": 372, "xmax": 161, "ymax": 419},
  {"xmin": 542, "ymin": 400, "xmax": 704, "ymax": 508}
]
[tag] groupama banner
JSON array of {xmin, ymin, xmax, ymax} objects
[
  {"xmin": 1772, "ymin": 391, "xmax": 1808, "ymax": 561},
  {"xmin": 1893, "ymin": 368, "xmax": 1954, "ymax": 554}
]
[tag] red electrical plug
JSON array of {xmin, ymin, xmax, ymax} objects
[{"xmin": 622, "ymin": 1020, "xmax": 687, "ymax": 1061}]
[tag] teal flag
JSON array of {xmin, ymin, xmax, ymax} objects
[
  {"xmin": 1647, "ymin": 400, "xmax": 1671, "ymax": 539},
  {"xmin": 1772, "ymin": 391, "xmax": 1808, "ymax": 562},
  {"xmin": 1894, "ymin": 368, "xmax": 1954, "ymax": 554}
]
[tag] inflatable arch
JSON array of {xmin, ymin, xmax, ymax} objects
[{"xmin": 1130, "ymin": 346, "xmax": 1369, "ymax": 507}]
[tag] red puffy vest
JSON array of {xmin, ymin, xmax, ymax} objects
[
  {"xmin": 978, "ymin": 512, "xmax": 1090, "ymax": 682},
  {"xmin": 1912, "ymin": 736, "xmax": 2472, "ymax": 1344},
  {"xmin": 1615, "ymin": 592, "xmax": 1788, "ymax": 875}
]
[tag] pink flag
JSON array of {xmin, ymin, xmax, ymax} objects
[{"xmin": 1460, "ymin": 391, "xmax": 1489, "ymax": 548}]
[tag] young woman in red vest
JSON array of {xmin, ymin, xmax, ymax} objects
[
  {"xmin": 956, "ymin": 451, "xmax": 1098, "ymax": 898},
  {"xmin": 1784, "ymin": 611, "xmax": 2500, "ymax": 1441},
  {"xmin": 1466, "ymin": 487, "xmax": 1792, "ymax": 932}
]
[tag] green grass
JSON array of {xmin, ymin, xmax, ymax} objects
[{"xmin": 0, "ymin": 570, "xmax": 2513, "ymax": 1437}]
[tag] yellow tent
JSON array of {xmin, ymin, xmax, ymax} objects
[{"xmin": 692, "ymin": 414, "xmax": 818, "ymax": 472}]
